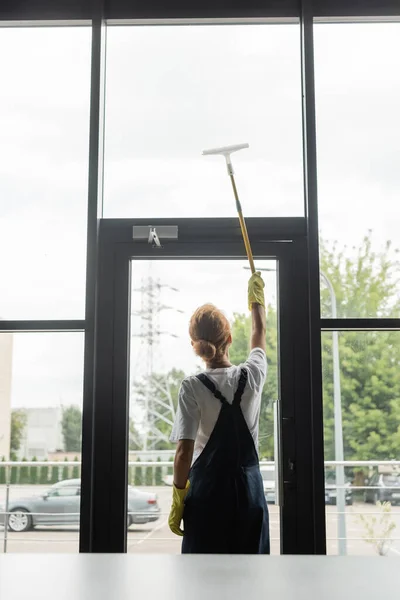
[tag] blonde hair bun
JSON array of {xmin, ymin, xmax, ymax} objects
[
  {"xmin": 189, "ymin": 303, "xmax": 231, "ymax": 363},
  {"xmin": 192, "ymin": 339, "xmax": 217, "ymax": 360}
]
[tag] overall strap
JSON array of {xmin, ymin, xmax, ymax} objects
[
  {"xmin": 196, "ymin": 374, "xmax": 229, "ymax": 406},
  {"xmin": 233, "ymin": 368, "xmax": 248, "ymax": 406}
]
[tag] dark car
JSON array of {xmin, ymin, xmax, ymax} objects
[
  {"xmin": 364, "ymin": 472, "xmax": 400, "ymax": 505},
  {"xmin": 0, "ymin": 479, "xmax": 160, "ymax": 533},
  {"xmin": 325, "ymin": 477, "xmax": 353, "ymax": 506}
]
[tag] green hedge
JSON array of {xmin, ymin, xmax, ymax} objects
[
  {"xmin": 20, "ymin": 458, "xmax": 30, "ymax": 484},
  {"xmin": 40, "ymin": 461, "xmax": 49, "ymax": 485},
  {"xmin": 155, "ymin": 457, "xmax": 163, "ymax": 486},
  {"xmin": 134, "ymin": 459, "xmax": 143, "ymax": 486},
  {"xmin": 30, "ymin": 457, "xmax": 38, "ymax": 484},
  {"xmin": 51, "ymin": 465, "xmax": 59, "ymax": 484},
  {"xmin": 0, "ymin": 457, "xmax": 172, "ymax": 487},
  {"xmin": 62, "ymin": 458, "xmax": 69, "ymax": 481},
  {"xmin": 145, "ymin": 467, "xmax": 153, "ymax": 486},
  {"xmin": 72, "ymin": 457, "xmax": 80, "ymax": 479},
  {"xmin": 10, "ymin": 464, "xmax": 18, "ymax": 484},
  {"xmin": 0, "ymin": 459, "xmax": 84, "ymax": 485},
  {"xmin": 0, "ymin": 457, "xmax": 5, "ymax": 484}
]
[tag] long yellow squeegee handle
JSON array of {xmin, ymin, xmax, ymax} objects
[{"xmin": 229, "ymin": 175, "xmax": 256, "ymax": 274}]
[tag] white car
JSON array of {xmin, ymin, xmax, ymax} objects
[
  {"xmin": 260, "ymin": 466, "xmax": 276, "ymax": 504},
  {"xmin": 0, "ymin": 479, "xmax": 160, "ymax": 533}
]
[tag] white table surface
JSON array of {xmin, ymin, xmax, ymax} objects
[{"xmin": 0, "ymin": 554, "xmax": 396, "ymax": 599}]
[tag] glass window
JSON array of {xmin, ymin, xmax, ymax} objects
[
  {"xmin": 52, "ymin": 487, "xmax": 79, "ymax": 497},
  {"xmin": 104, "ymin": 23, "xmax": 303, "ymax": 218},
  {"xmin": 383, "ymin": 475, "xmax": 400, "ymax": 486},
  {"xmin": 0, "ymin": 27, "xmax": 91, "ymax": 320},
  {"xmin": 322, "ymin": 330, "xmax": 400, "ymax": 556},
  {"xmin": 0, "ymin": 333, "xmax": 84, "ymax": 553},
  {"xmin": 315, "ymin": 23, "xmax": 400, "ymax": 318},
  {"xmin": 127, "ymin": 259, "xmax": 280, "ymax": 554}
]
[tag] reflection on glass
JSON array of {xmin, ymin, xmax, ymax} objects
[
  {"xmin": 104, "ymin": 24, "xmax": 303, "ymax": 218},
  {"xmin": 315, "ymin": 23, "xmax": 400, "ymax": 318},
  {"xmin": 0, "ymin": 27, "xmax": 91, "ymax": 319},
  {"xmin": 0, "ymin": 333, "xmax": 84, "ymax": 553},
  {"xmin": 322, "ymin": 331, "xmax": 400, "ymax": 556},
  {"xmin": 127, "ymin": 260, "xmax": 280, "ymax": 554}
]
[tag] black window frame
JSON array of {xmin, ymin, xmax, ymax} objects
[
  {"xmin": 2, "ymin": 1, "xmax": 400, "ymax": 22},
  {"xmin": 1, "ymin": 0, "xmax": 399, "ymax": 555},
  {"xmin": 87, "ymin": 216, "xmax": 323, "ymax": 554}
]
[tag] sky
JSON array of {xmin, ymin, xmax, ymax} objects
[
  {"xmin": 0, "ymin": 21, "xmax": 399, "ymax": 410},
  {"xmin": 129, "ymin": 259, "xmax": 277, "ymax": 375}
]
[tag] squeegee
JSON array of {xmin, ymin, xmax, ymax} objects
[{"xmin": 202, "ymin": 143, "xmax": 255, "ymax": 274}]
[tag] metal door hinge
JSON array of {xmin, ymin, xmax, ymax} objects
[{"xmin": 132, "ymin": 225, "xmax": 178, "ymax": 248}]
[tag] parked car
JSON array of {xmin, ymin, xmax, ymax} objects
[
  {"xmin": 364, "ymin": 472, "xmax": 400, "ymax": 505},
  {"xmin": 260, "ymin": 466, "xmax": 276, "ymax": 504},
  {"xmin": 325, "ymin": 477, "xmax": 353, "ymax": 506},
  {"xmin": 0, "ymin": 478, "xmax": 160, "ymax": 533},
  {"xmin": 163, "ymin": 475, "xmax": 173, "ymax": 486}
]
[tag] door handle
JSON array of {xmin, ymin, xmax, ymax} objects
[{"xmin": 274, "ymin": 399, "xmax": 284, "ymax": 507}]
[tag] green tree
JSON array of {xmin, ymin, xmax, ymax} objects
[
  {"xmin": 228, "ymin": 235, "xmax": 400, "ymax": 462},
  {"xmin": 320, "ymin": 234, "xmax": 400, "ymax": 461},
  {"xmin": 61, "ymin": 405, "xmax": 82, "ymax": 453},
  {"xmin": 10, "ymin": 409, "xmax": 27, "ymax": 459},
  {"xmin": 320, "ymin": 234, "xmax": 400, "ymax": 320}
]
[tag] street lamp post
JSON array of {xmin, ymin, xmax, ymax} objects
[{"xmin": 320, "ymin": 271, "xmax": 347, "ymax": 556}]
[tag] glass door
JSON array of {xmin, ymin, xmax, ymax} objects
[
  {"xmin": 127, "ymin": 258, "xmax": 280, "ymax": 554},
  {"xmin": 88, "ymin": 217, "xmax": 325, "ymax": 554}
]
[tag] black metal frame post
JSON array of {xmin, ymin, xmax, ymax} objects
[
  {"xmin": 3, "ymin": 1, "xmax": 400, "ymax": 557},
  {"xmin": 2, "ymin": 1, "xmax": 400, "ymax": 22},
  {"xmin": 91, "ymin": 217, "xmax": 315, "ymax": 553},
  {"xmin": 79, "ymin": 14, "xmax": 106, "ymax": 553},
  {"xmin": 300, "ymin": 1, "xmax": 327, "ymax": 554}
]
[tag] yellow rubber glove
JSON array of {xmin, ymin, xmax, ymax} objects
[
  {"xmin": 168, "ymin": 481, "xmax": 190, "ymax": 536},
  {"xmin": 248, "ymin": 271, "xmax": 265, "ymax": 310}
]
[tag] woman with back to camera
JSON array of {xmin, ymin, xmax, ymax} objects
[{"xmin": 168, "ymin": 272, "xmax": 269, "ymax": 554}]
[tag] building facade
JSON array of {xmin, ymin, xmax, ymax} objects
[{"xmin": 19, "ymin": 407, "xmax": 64, "ymax": 460}]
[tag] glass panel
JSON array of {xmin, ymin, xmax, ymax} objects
[
  {"xmin": 322, "ymin": 330, "xmax": 400, "ymax": 556},
  {"xmin": 104, "ymin": 23, "xmax": 303, "ymax": 218},
  {"xmin": 0, "ymin": 27, "xmax": 91, "ymax": 319},
  {"xmin": 128, "ymin": 260, "xmax": 280, "ymax": 553},
  {"xmin": 0, "ymin": 333, "xmax": 84, "ymax": 553},
  {"xmin": 315, "ymin": 23, "xmax": 400, "ymax": 318}
]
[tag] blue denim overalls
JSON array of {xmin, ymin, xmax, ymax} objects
[{"xmin": 182, "ymin": 368, "xmax": 270, "ymax": 554}]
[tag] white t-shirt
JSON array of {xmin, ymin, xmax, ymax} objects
[{"xmin": 170, "ymin": 348, "xmax": 267, "ymax": 462}]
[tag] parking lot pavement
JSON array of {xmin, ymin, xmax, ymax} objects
[
  {"xmin": 326, "ymin": 503, "xmax": 400, "ymax": 556},
  {"xmin": 1, "ymin": 486, "xmax": 400, "ymax": 556}
]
